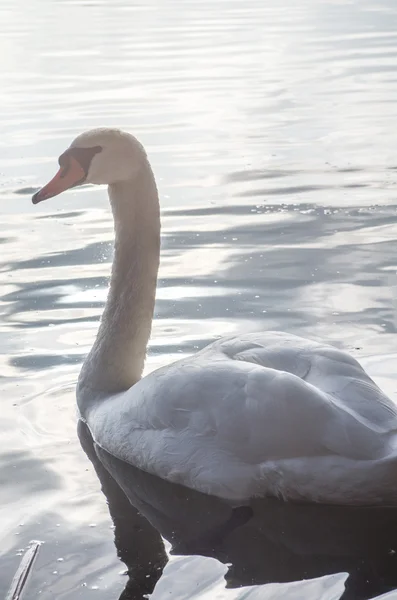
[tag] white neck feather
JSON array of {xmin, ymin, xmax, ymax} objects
[{"xmin": 78, "ymin": 157, "xmax": 160, "ymax": 403}]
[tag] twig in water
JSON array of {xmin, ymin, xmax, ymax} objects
[{"xmin": 6, "ymin": 542, "xmax": 41, "ymax": 600}]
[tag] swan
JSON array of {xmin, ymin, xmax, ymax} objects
[{"xmin": 32, "ymin": 128, "xmax": 397, "ymax": 506}]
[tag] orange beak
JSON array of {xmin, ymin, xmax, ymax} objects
[{"xmin": 32, "ymin": 156, "xmax": 86, "ymax": 204}]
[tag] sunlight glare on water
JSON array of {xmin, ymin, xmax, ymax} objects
[{"xmin": 1, "ymin": 0, "xmax": 397, "ymax": 597}]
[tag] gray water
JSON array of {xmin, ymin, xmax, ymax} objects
[{"xmin": 1, "ymin": 0, "xmax": 397, "ymax": 597}]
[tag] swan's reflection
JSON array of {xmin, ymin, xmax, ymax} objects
[{"xmin": 78, "ymin": 421, "xmax": 397, "ymax": 600}]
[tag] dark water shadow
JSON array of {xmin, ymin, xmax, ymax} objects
[
  {"xmin": 78, "ymin": 422, "xmax": 168, "ymax": 600},
  {"xmin": 78, "ymin": 422, "xmax": 397, "ymax": 600}
]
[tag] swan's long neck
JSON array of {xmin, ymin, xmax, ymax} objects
[{"xmin": 78, "ymin": 159, "xmax": 160, "ymax": 402}]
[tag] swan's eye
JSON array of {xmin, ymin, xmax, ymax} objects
[
  {"xmin": 58, "ymin": 153, "xmax": 70, "ymax": 178},
  {"xmin": 69, "ymin": 146, "xmax": 103, "ymax": 175},
  {"xmin": 57, "ymin": 146, "xmax": 102, "ymax": 182}
]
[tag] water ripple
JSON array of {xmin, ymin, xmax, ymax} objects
[{"xmin": 2, "ymin": 0, "xmax": 397, "ymax": 598}]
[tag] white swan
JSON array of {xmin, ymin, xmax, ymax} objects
[{"xmin": 32, "ymin": 128, "xmax": 397, "ymax": 506}]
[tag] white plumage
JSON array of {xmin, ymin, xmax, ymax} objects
[{"xmin": 83, "ymin": 331, "xmax": 397, "ymax": 505}]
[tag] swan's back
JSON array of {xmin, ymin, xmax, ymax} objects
[
  {"xmin": 82, "ymin": 332, "xmax": 397, "ymax": 505},
  {"xmin": 209, "ymin": 332, "xmax": 397, "ymax": 433}
]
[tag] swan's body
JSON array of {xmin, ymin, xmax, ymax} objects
[{"xmin": 33, "ymin": 128, "xmax": 397, "ymax": 505}]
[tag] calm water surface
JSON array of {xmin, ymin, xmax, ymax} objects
[{"xmin": 1, "ymin": 0, "xmax": 397, "ymax": 597}]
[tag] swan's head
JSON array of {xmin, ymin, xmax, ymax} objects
[{"xmin": 32, "ymin": 128, "xmax": 146, "ymax": 204}]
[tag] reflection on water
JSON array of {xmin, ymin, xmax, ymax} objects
[
  {"xmin": 78, "ymin": 422, "xmax": 397, "ymax": 600},
  {"xmin": 1, "ymin": 0, "xmax": 397, "ymax": 597}
]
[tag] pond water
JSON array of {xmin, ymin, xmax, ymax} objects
[{"xmin": 1, "ymin": 0, "xmax": 397, "ymax": 598}]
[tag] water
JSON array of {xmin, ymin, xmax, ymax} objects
[{"xmin": 1, "ymin": 0, "xmax": 397, "ymax": 597}]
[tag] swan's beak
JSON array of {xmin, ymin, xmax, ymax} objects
[{"xmin": 32, "ymin": 156, "xmax": 86, "ymax": 204}]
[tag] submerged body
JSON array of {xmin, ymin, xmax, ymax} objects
[
  {"xmin": 33, "ymin": 128, "xmax": 397, "ymax": 506},
  {"xmin": 79, "ymin": 331, "xmax": 397, "ymax": 505}
]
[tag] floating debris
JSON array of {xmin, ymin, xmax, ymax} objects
[{"xmin": 6, "ymin": 541, "xmax": 41, "ymax": 600}]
